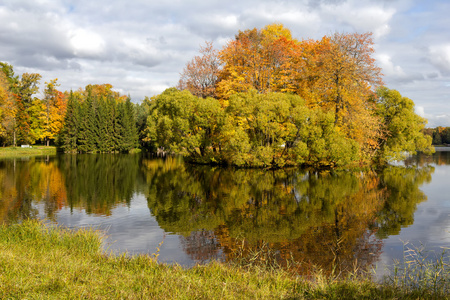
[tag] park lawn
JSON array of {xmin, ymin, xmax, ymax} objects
[{"xmin": 0, "ymin": 146, "xmax": 57, "ymax": 158}]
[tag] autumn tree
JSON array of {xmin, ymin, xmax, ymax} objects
[
  {"xmin": 0, "ymin": 63, "xmax": 42, "ymax": 146},
  {"xmin": 17, "ymin": 73, "xmax": 42, "ymax": 109},
  {"xmin": 41, "ymin": 79, "xmax": 67, "ymax": 146},
  {"xmin": 0, "ymin": 71, "xmax": 16, "ymax": 146},
  {"xmin": 177, "ymin": 41, "xmax": 221, "ymax": 99},
  {"xmin": 305, "ymin": 33, "xmax": 382, "ymax": 119},
  {"xmin": 217, "ymin": 24, "xmax": 297, "ymax": 100}
]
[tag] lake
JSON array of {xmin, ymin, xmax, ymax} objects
[{"xmin": 1, "ymin": 150, "xmax": 449, "ymax": 277}]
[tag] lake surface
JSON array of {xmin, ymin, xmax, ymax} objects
[{"xmin": 1, "ymin": 150, "xmax": 449, "ymax": 277}]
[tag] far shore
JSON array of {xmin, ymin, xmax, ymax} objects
[
  {"xmin": 434, "ymin": 145, "xmax": 450, "ymax": 151},
  {"xmin": 0, "ymin": 146, "xmax": 57, "ymax": 158}
]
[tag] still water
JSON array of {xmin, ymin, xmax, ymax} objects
[{"xmin": 0, "ymin": 150, "xmax": 449, "ymax": 276}]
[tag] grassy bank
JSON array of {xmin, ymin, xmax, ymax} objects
[
  {"xmin": 0, "ymin": 146, "xmax": 57, "ymax": 158},
  {"xmin": 0, "ymin": 220, "xmax": 448, "ymax": 299}
]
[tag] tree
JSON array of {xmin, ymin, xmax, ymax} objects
[
  {"xmin": 217, "ymin": 24, "xmax": 297, "ymax": 100},
  {"xmin": 0, "ymin": 72, "xmax": 16, "ymax": 146},
  {"xmin": 42, "ymin": 79, "xmax": 67, "ymax": 146},
  {"xmin": 178, "ymin": 42, "xmax": 221, "ymax": 99},
  {"xmin": 14, "ymin": 95, "xmax": 31, "ymax": 145},
  {"xmin": 59, "ymin": 91, "xmax": 79, "ymax": 152},
  {"xmin": 291, "ymin": 33, "xmax": 384, "ymax": 160},
  {"xmin": 375, "ymin": 87, "xmax": 434, "ymax": 162},
  {"xmin": 17, "ymin": 73, "xmax": 42, "ymax": 109},
  {"xmin": 0, "ymin": 63, "xmax": 41, "ymax": 146},
  {"xmin": 117, "ymin": 98, "xmax": 138, "ymax": 152}
]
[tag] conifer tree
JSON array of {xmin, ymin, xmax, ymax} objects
[{"xmin": 59, "ymin": 92, "xmax": 79, "ymax": 152}]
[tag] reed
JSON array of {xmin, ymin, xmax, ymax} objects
[{"xmin": 383, "ymin": 241, "xmax": 450, "ymax": 298}]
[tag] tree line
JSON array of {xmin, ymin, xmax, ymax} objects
[
  {"xmin": 146, "ymin": 23, "xmax": 434, "ymax": 167},
  {"xmin": 0, "ymin": 23, "xmax": 435, "ymax": 166},
  {"xmin": 424, "ymin": 127, "xmax": 450, "ymax": 145},
  {"xmin": 0, "ymin": 64, "xmax": 138, "ymax": 153}
]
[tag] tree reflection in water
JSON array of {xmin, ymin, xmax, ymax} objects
[
  {"xmin": 0, "ymin": 153, "xmax": 436, "ymax": 276},
  {"xmin": 142, "ymin": 156, "xmax": 434, "ymax": 276}
]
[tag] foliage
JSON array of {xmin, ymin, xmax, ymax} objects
[
  {"xmin": 424, "ymin": 126, "xmax": 450, "ymax": 145},
  {"xmin": 217, "ymin": 24, "xmax": 297, "ymax": 99},
  {"xmin": 59, "ymin": 84, "xmax": 138, "ymax": 153},
  {"xmin": 172, "ymin": 24, "xmax": 433, "ymax": 167},
  {"xmin": 144, "ymin": 88, "xmax": 223, "ymax": 162},
  {"xmin": 177, "ymin": 41, "xmax": 220, "ymax": 99},
  {"xmin": 41, "ymin": 79, "xmax": 67, "ymax": 146},
  {"xmin": 375, "ymin": 87, "xmax": 434, "ymax": 162},
  {"xmin": 145, "ymin": 89, "xmax": 359, "ymax": 168}
]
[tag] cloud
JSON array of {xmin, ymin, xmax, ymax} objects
[
  {"xmin": 0, "ymin": 0, "xmax": 449, "ymax": 125},
  {"xmin": 69, "ymin": 29, "xmax": 105, "ymax": 58},
  {"xmin": 415, "ymin": 106, "xmax": 425, "ymax": 118},
  {"xmin": 428, "ymin": 44, "xmax": 450, "ymax": 75},
  {"xmin": 376, "ymin": 53, "xmax": 423, "ymax": 83}
]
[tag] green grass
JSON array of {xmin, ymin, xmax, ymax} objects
[
  {"xmin": 0, "ymin": 220, "xmax": 448, "ymax": 299},
  {"xmin": 0, "ymin": 146, "xmax": 57, "ymax": 158}
]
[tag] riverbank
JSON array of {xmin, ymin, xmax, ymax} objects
[
  {"xmin": 0, "ymin": 146, "xmax": 57, "ymax": 158},
  {"xmin": 0, "ymin": 220, "xmax": 448, "ymax": 299}
]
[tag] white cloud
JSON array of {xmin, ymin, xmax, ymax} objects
[
  {"xmin": 415, "ymin": 106, "xmax": 425, "ymax": 118},
  {"xmin": 320, "ymin": 1, "xmax": 395, "ymax": 38},
  {"xmin": 429, "ymin": 44, "xmax": 450, "ymax": 74},
  {"xmin": 377, "ymin": 53, "xmax": 406, "ymax": 77},
  {"xmin": 70, "ymin": 29, "xmax": 105, "ymax": 57}
]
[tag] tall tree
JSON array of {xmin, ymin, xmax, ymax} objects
[
  {"xmin": 14, "ymin": 95, "xmax": 31, "ymax": 145},
  {"xmin": 178, "ymin": 42, "xmax": 221, "ymax": 99},
  {"xmin": 59, "ymin": 91, "xmax": 79, "ymax": 152},
  {"xmin": 42, "ymin": 79, "xmax": 67, "ymax": 146},
  {"xmin": 309, "ymin": 33, "xmax": 383, "ymax": 123},
  {"xmin": 0, "ymin": 72, "xmax": 16, "ymax": 146},
  {"xmin": 17, "ymin": 73, "xmax": 42, "ymax": 109},
  {"xmin": 217, "ymin": 24, "xmax": 297, "ymax": 100}
]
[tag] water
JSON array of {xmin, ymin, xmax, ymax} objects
[{"xmin": 0, "ymin": 150, "xmax": 449, "ymax": 276}]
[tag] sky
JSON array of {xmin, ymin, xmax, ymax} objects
[{"xmin": 1, "ymin": 0, "xmax": 449, "ymax": 127}]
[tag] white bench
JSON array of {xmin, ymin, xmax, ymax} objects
[{"xmin": 21, "ymin": 145, "xmax": 32, "ymax": 148}]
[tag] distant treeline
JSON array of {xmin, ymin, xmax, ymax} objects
[{"xmin": 423, "ymin": 127, "xmax": 450, "ymax": 145}]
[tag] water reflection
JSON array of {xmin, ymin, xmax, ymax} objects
[
  {"xmin": 141, "ymin": 156, "xmax": 435, "ymax": 275},
  {"xmin": 0, "ymin": 152, "xmax": 441, "ymax": 276}
]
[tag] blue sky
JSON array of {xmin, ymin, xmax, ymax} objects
[{"xmin": 1, "ymin": 0, "xmax": 449, "ymax": 126}]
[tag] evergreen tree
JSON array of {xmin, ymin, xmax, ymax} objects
[
  {"xmin": 118, "ymin": 98, "xmax": 138, "ymax": 152},
  {"xmin": 59, "ymin": 92, "xmax": 79, "ymax": 152},
  {"xmin": 77, "ymin": 95, "xmax": 94, "ymax": 153}
]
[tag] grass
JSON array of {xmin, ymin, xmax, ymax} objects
[
  {"xmin": 384, "ymin": 241, "xmax": 450, "ymax": 297},
  {"xmin": 0, "ymin": 220, "xmax": 449, "ymax": 299},
  {"xmin": 0, "ymin": 145, "xmax": 57, "ymax": 158}
]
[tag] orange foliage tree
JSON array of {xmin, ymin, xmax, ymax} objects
[
  {"xmin": 177, "ymin": 41, "xmax": 221, "ymax": 99},
  {"xmin": 216, "ymin": 24, "xmax": 297, "ymax": 100},
  {"xmin": 42, "ymin": 79, "xmax": 67, "ymax": 146}
]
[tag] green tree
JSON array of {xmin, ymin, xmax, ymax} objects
[
  {"xmin": 59, "ymin": 91, "xmax": 80, "ymax": 152},
  {"xmin": 15, "ymin": 96, "xmax": 32, "ymax": 145},
  {"xmin": 117, "ymin": 98, "xmax": 138, "ymax": 153},
  {"xmin": 375, "ymin": 87, "xmax": 434, "ymax": 162}
]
